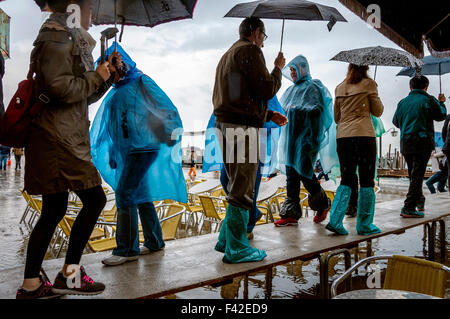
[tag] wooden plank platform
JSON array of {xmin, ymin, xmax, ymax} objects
[{"xmin": 0, "ymin": 193, "xmax": 449, "ymax": 299}]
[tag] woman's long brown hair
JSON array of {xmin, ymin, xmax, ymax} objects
[{"xmin": 345, "ymin": 64, "xmax": 370, "ymax": 84}]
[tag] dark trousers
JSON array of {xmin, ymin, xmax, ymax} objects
[
  {"xmin": 15, "ymin": 155, "xmax": 22, "ymax": 170},
  {"xmin": 24, "ymin": 186, "xmax": 106, "ymax": 278},
  {"xmin": 337, "ymin": 137, "xmax": 377, "ymax": 189},
  {"xmin": 220, "ymin": 162, "xmax": 263, "ymax": 233},
  {"xmin": 286, "ymin": 165, "xmax": 329, "ymax": 214},
  {"xmin": 444, "ymin": 151, "xmax": 450, "ymax": 191},
  {"xmin": 403, "ymin": 151, "xmax": 431, "ymax": 210}
]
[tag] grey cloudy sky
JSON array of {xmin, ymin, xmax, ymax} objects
[{"xmin": 0, "ymin": 0, "xmax": 447, "ymax": 154}]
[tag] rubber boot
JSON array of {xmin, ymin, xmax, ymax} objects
[
  {"xmin": 216, "ymin": 204, "xmax": 267, "ymax": 263},
  {"xmin": 325, "ymin": 185, "xmax": 351, "ymax": 235},
  {"xmin": 214, "ymin": 212, "xmax": 228, "ymax": 253},
  {"xmin": 356, "ymin": 187, "xmax": 381, "ymax": 235}
]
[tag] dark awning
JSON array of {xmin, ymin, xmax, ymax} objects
[{"xmin": 338, "ymin": 0, "xmax": 450, "ymax": 58}]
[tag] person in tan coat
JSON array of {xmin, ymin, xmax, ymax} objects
[
  {"xmin": 12, "ymin": 148, "xmax": 24, "ymax": 170},
  {"xmin": 17, "ymin": 0, "xmax": 120, "ymax": 299},
  {"xmin": 326, "ymin": 64, "xmax": 384, "ymax": 236}
]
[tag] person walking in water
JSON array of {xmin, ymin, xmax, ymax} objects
[
  {"xmin": 212, "ymin": 17, "xmax": 287, "ymax": 263},
  {"xmin": 326, "ymin": 64, "xmax": 384, "ymax": 236},
  {"xmin": 12, "ymin": 148, "xmax": 24, "ymax": 170}
]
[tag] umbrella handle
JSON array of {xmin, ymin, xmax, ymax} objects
[
  {"xmin": 374, "ymin": 65, "xmax": 377, "ymax": 81},
  {"xmin": 439, "ymin": 63, "xmax": 442, "ymax": 94},
  {"xmin": 280, "ymin": 19, "xmax": 285, "ymax": 52}
]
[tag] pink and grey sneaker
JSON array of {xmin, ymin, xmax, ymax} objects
[
  {"xmin": 274, "ymin": 217, "xmax": 299, "ymax": 227},
  {"xmin": 16, "ymin": 269, "xmax": 61, "ymax": 299},
  {"xmin": 52, "ymin": 265, "xmax": 105, "ymax": 296}
]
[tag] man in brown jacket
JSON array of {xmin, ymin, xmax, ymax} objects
[{"xmin": 212, "ymin": 17, "xmax": 287, "ymax": 263}]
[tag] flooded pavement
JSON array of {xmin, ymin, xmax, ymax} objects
[{"xmin": 0, "ymin": 165, "xmax": 448, "ymax": 298}]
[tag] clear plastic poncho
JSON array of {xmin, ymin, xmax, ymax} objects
[
  {"xmin": 277, "ymin": 55, "xmax": 338, "ymax": 179},
  {"xmin": 202, "ymin": 96, "xmax": 286, "ymax": 176},
  {"xmin": 90, "ymin": 43, "xmax": 188, "ymax": 203}
]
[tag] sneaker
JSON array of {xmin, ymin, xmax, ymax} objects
[
  {"xmin": 274, "ymin": 217, "xmax": 299, "ymax": 227},
  {"xmin": 52, "ymin": 266, "xmax": 105, "ymax": 295},
  {"xmin": 16, "ymin": 269, "xmax": 61, "ymax": 299},
  {"xmin": 102, "ymin": 254, "xmax": 139, "ymax": 266},
  {"xmin": 313, "ymin": 198, "xmax": 332, "ymax": 223},
  {"xmin": 400, "ymin": 208, "xmax": 424, "ymax": 218},
  {"xmin": 139, "ymin": 245, "xmax": 165, "ymax": 255}
]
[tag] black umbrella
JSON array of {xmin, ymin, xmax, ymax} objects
[
  {"xmin": 225, "ymin": 0, "xmax": 347, "ymax": 52},
  {"xmin": 92, "ymin": 0, "xmax": 197, "ymax": 42}
]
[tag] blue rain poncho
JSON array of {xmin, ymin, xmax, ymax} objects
[
  {"xmin": 202, "ymin": 96, "xmax": 286, "ymax": 176},
  {"xmin": 90, "ymin": 43, "xmax": 187, "ymax": 203},
  {"xmin": 278, "ymin": 55, "xmax": 338, "ymax": 179}
]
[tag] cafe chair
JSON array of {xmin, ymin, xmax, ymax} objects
[{"xmin": 331, "ymin": 254, "xmax": 450, "ymax": 298}]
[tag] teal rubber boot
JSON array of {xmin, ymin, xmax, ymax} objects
[
  {"xmin": 218, "ymin": 204, "xmax": 267, "ymax": 264},
  {"xmin": 325, "ymin": 185, "xmax": 351, "ymax": 235},
  {"xmin": 356, "ymin": 187, "xmax": 381, "ymax": 235},
  {"xmin": 214, "ymin": 212, "xmax": 228, "ymax": 253}
]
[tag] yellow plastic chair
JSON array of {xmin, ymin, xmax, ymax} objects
[
  {"xmin": 54, "ymin": 216, "xmax": 108, "ymax": 257},
  {"xmin": 159, "ymin": 204, "xmax": 186, "ymax": 241},
  {"xmin": 198, "ymin": 195, "xmax": 227, "ymax": 233},
  {"xmin": 101, "ymin": 204, "xmax": 117, "ymax": 223},
  {"xmin": 331, "ymin": 255, "xmax": 450, "ymax": 298}
]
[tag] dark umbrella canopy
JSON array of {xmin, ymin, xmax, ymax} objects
[
  {"xmin": 338, "ymin": 0, "xmax": 450, "ymax": 58},
  {"xmin": 225, "ymin": 0, "xmax": 347, "ymax": 23},
  {"xmin": 92, "ymin": 0, "xmax": 197, "ymax": 27},
  {"xmin": 225, "ymin": 0, "xmax": 347, "ymax": 51}
]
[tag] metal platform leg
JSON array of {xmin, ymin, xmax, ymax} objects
[
  {"xmin": 425, "ymin": 222, "xmax": 437, "ymax": 261},
  {"xmin": 438, "ymin": 219, "xmax": 446, "ymax": 263},
  {"xmin": 264, "ymin": 267, "xmax": 273, "ymax": 299},
  {"xmin": 319, "ymin": 249, "xmax": 352, "ymax": 299}
]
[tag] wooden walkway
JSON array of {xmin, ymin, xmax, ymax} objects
[{"xmin": 0, "ymin": 193, "xmax": 449, "ymax": 299}]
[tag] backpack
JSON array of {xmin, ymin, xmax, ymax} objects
[{"xmin": 0, "ymin": 46, "xmax": 49, "ymax": 148}]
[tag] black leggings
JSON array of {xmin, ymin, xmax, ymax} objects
[
  {"xmin": 337, "ymin": 137, "xmax": 377, "ymax": 189},
  {"xmin": 24, "ymin": 186, "xmax": 106, "ymax": 279}
]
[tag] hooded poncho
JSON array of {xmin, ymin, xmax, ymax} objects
[
  {"xmin": 90, "ymin": 43, "xmax": 187, "ymax": 203},
  {"xmin": 202, "ymin": 96, "xmax": 286, "ymax": 176},
  {"xmin": 277, "ymin": 55, "xmax": 338, "ymax": 179}
]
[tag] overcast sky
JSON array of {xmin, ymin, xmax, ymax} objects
[{"xmin": 0, "ymin": 0, "xmax": 447, "ymax": 154}]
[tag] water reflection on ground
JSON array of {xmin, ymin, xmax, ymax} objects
[{"xmin": 0, "ymin": 167, "xmax": 448, "ymax": 299}]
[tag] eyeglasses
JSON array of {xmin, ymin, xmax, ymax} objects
[{"xmin": 261, "ymin": 30, "xmax": 268, "ymax": 41}]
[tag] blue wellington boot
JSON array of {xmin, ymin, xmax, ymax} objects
[
  {"xmin": 220, "ymin": 204, "xmax": 267, "ymax": 263},
  {"xmin": 325, "ymin": 185, "xmax": 351, "ymax": 235},
  {"xmin": 356, "ymin": 187, "xmax": 381, "ymax": 235}
]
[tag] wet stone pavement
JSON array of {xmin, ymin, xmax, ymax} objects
[{"xmin": 0, "ymin": 165, "xmax": 449, "ymax": 299}]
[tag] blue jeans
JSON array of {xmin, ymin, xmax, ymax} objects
[
  {"xmin": 426, "ymin": 170, "xmax": 447, "ymax": 193},
  {"xmin": 113, "ymin": 152, "xmax": 165, "ymax": 257},
  {"xmin": 220, "ymin": 163, "xmax": 263, "ymax": 233},
  {"xmin": 0, "ymin": 155, "xmax": 7, "ymax": 170}
]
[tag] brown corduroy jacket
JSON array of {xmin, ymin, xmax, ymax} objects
[
  {"xmin": 213, "ymin": 39, "xmax": 282, "ymax": 128},
  {"xmin": 334, "ymin": 78, "xmax": 384, "ymax": 139}
]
